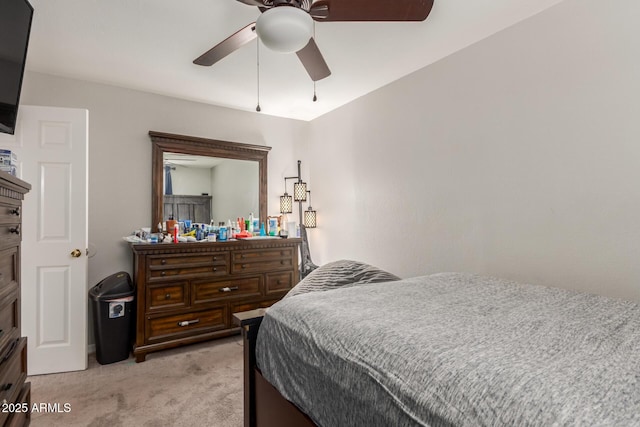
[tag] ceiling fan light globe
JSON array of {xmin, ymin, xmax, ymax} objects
[{"xmin": 256, "ymin": 7, "xmax": 313, "ymax": 53}]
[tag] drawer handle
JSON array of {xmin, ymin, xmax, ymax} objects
[
  {"xmin": 161, "ymin": 259, "xmax": 167, "ymax": 265},
  {"xmin": 161, "ymin": 271, "xmax": 166, "ymax": 276},
  {"xmin": 213, "ymin": 256, "xmax": 217, "ymax": 261},
  {"xmin": 213, "ymin": 267, "xmax": 217, "ymax": 272},
  {"xmin": 280, "ymin": 260, "xmax": 285, "ymax": 265},
  {"xmin": 10, "ymin": 207, "xmax": 20, "ymax": 216},
  {"xmin": 9, "ymin": 225, "xmax": 20, "ymax": 235},
  {"xmin": 277, "ymin": 280, "xmax": 282, "ymax": 285},
  {"xmin": 219, "ymin": 286, "xmax": 239, "ymax": 293},
  {"xmin": 178, "ymin": 319, "xmax": 200, "ymax": 327},
  {"xmin": 165, "ymin": 293, "xmax": 171, "ymax": 300},
  {"xmin": 241, "ymin": 264, "xmax": 246, "ymax": 269}
]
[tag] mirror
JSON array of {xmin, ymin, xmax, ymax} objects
[{"xmin": 150, "ymin": 131, "xmax": 270, "ymax": 232}]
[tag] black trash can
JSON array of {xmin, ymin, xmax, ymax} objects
[{"xmin": 89, "ymin": 272, "xmax": 135, "ymax": 364}]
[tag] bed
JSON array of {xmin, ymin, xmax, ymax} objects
[{"xmin": 233, "ymin": 260, "xmax": 640, "ymax": 427}]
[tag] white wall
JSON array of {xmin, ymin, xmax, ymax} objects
[
  {"xmin": 169, "ymin": 164, "xmax": 211, "ymax": 195},
  {"xmin": 308, "ymin": 0, "xmax": 640, "ymax": 301},
  {"xmin": 19, "ymin": 71, "xmax": 307, "ymax": 301},
  {"xmin": 210, "ymin": 160, "xmax": 259, "ymax": 222}
]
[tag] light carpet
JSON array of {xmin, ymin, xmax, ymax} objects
[{"xmin": 28, "ymin": 335, "xmax": 244, "ymax": 427}]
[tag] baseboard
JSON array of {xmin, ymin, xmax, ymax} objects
[{"xmin": 87, "ymin": 343, "xmax": 95, "ymax": 355}]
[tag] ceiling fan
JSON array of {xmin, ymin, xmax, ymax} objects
[{"xmin": 193, "ymin": 0, "xmax": 435, "ymax": 82}]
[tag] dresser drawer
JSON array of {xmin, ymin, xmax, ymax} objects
[
  {"xmin": 146, "ymin": 307, "xmax": 227, "ymax": 343},
  {"xmin": 148, "ymin": 253, "xmax": 228, "ymax": 281},
  {"xmin": 0, "ymin": 224, "xmax": 21, "ymax": 245},
  {"xmin": 265, "ymin": 271, "xmax": 294, "ymax": 294},
  {"xmin": 0, "ymin": 201, "xmax": 21, "ymax": 226},
  {"xmin": 0, "ymin": 247, "xmax": 18, "ymax": 291},
  {"xmin": 0, "ymin": 289, "xmax": 19, "ymax": 356},
  {"xmin": 231, "ymin": 248, "xmax": 294, "ymax": 274},
  {"xmin": 193, "ymin": 277, "xmax": 261, "ymax": 305},
  {"xmin": 4, "ymin": 382, "xmax": 31, "ymax": 427},
  {"xmin": 0, "ymin": 338, "xmax": 27, "ymax": 423},
  {"xmin": 230, "ymin": 299, "xmax": 280, "ymax": 315},
  {"xmin": 147, "ymin": 282, "xmax": 188, "ymax": 311}
]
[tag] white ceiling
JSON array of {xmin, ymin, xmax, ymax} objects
[{"xmin": 25, "ymin": 0, "xmax": 566, "ymax": 121}]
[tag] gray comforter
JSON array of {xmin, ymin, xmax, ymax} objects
[{"xmin": 256, "ymin": 272, "xmax": 640, "ymax": 426}]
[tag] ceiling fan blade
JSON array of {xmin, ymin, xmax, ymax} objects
[
  {"xmin": 193, "ymin": 22, "xmax": 257, "ymax": 66},
  {"xmin": 309, "ymin": 3, "xmax": 329, "ymax": 19},
  {"xmin": 296, "ymin": 38, "xmax": 331, "ymax": 81},
  {"xmin": 312, "ymin": 0, "xmax": 434, "ymax": 22},
  {"xmin": 236, "ymin": 0, "xmax": 266, "ymax": 6}
]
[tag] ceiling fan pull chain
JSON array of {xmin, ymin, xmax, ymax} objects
[
  {"xmin": 312, "ymin": 21, "xmax": 317, "ymax": 102},
  {"xmin": 256, "ymin": 40, "xmax": 261, "ymax": 112}
]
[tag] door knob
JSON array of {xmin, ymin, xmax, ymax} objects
[{"xmin": 70, "ymin": 249, "xmax": 82, "ymax": 258}]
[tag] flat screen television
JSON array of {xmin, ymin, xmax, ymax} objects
[{"xmin": 0, "ymin": 0, "xmax": 34, "ymax": 135}]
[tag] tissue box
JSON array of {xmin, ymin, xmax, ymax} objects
[{"xmin": 0, "ymin": 149, "xmax": 17, "ymax": 167}]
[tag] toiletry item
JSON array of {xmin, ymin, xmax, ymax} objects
[
  {"xmin": 166, "ymin": 219, "xmax": 176, "ymax": 236},
  {"xmin": 248, "ymin": 213, "xmax": 254, "ymax": 234},
  {"xmin": 253, "ymin": 218, "xmax": 259, "ymax": 236},
  {"xmin": 207, "ymin": 233, "xmax": 217, "ymax": 242},
  {"xmin": 195, "ymin": 224, "xmax": 202, "ymax": 241},
  {"xmin": 173, "ymin": 224, "xmax": 179, "ymax": 243},
  {"xmin": 268, "ymin": 217, "xmax": 277, "ymax": 236},
  {"xmin": 279, "ymin": 214, "xmax": 288, "ymax": 238},
  {"xmin": 259, "ymin": 222, "xmax": 266, "ymax": 236},
  {"xmin": 288, "ymin": 221, "xmax": 296, "ymax": 237},
  {"xmin": 157, "ymin": 222, "xmax": 163, "ymax": 233},
  {"xmin": 219, "ymin": 224, "xmax": 228, "ymax": 241}
]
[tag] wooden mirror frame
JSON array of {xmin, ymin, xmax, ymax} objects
[{"xmin": 150, "ymin": 131, "xmax": 271, "ymax": 232}]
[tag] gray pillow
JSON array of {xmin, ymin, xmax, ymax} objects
[{"xmin": 284, "ymin": 259, "xmax": 401, "ymax": 299}]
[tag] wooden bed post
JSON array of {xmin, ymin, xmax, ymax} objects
[{"xmin": 233, "ymin": 309, "xmax": 266, "ymax": 427}]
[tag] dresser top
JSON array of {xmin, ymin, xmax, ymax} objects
[
  {"xmin": 0, "ymin": 171, "xmax": 31, "ymax": 194},
  {"xmin": 131, "ymin": 237, "xmax": 302, "ymax": 255}
]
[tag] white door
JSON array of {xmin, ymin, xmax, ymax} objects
[{"xmin": 0, "ymin": 105, "xmax": 89, "ymax": 374}]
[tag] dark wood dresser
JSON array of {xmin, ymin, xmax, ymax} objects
[
  {"xmin": 131, "ymin": 238, "xmax": 300, "ymax": 362},
  {"xmin": 0, "ymin": 171, "xmax": 31, "ymax": 427}
]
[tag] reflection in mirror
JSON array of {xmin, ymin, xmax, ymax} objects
[
  {"xmin": 163, "ymin": 153, "xmax": 259, "ymax": 224},
  {"xmin": 150, "ymin": 131, "xmax": 270, "ymax": 233}
]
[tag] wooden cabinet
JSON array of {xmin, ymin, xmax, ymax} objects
[
  {"xmin": 0, "ymin": 171, "xmax": 31, "ymax": 427},
  {"xmin": 131, "ymin": 238, "xmax": 300, "ymax": 362}
]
